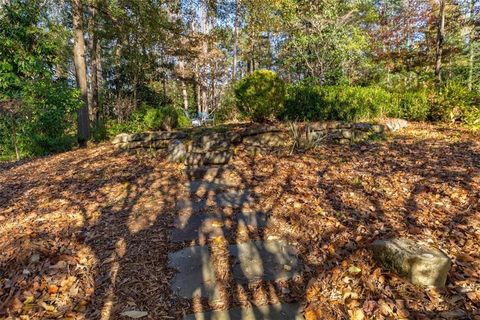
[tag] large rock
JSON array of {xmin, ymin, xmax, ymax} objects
[
  {"xmin": 372, "ymin": 238, "xmax": 451, "ymax": 288},
  {"xmin": 229, "ymin": 240, "xmax": 301, "ymax": 283},
  {"xmin": 168, "ymin": 139, "xmax": 187, "ymax": 163},
  {"xmin": 168, "ymin": 246, "xmax": 219, "ymax": 300},
  {"xmin": 169, "ymin": 240, "xmax": 301, "ymax": 301},
  {"xmin": 383, "ymin": 119, "xmax": 408, "ymax": 132}
]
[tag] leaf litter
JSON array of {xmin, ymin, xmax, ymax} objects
[{"xmin": 0, "ymin": 123, "xmax": 479, "ymax": 319}]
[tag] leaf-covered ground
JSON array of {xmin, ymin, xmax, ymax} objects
[{"xmin": 0, "ymin": 123, "xmax": 479, "ymax": 320}]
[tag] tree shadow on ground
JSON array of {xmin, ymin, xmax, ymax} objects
[{"xmin": 0, "ymin": 125, "xmax": 479, "ymax": 319}]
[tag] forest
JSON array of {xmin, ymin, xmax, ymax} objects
[{"xmin": 0, "ymin": 0, "xmax": 479, "ymax": 160}]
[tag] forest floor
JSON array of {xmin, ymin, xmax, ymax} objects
[{"xmin": 0, "ymin": 123, "xmax": 479, "ymax": 320}]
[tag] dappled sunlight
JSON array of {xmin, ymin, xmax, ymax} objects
[{"xmin": 0, "ymin": 124, "xmax": 479, "ymax": 318}]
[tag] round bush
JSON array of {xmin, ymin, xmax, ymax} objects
[
  {"xmin": 234, "ymin": 70, "xmax": 286, "ymax": 122},
  {"xmin": 144, "ymin": 106, "xmax": 190, "ymax": 131}
]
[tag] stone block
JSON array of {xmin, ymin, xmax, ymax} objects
[
  {"xmin": 168, "ymin": 246, "xmax": 219, "ymax": 300},
  {"xmin": 168, "ymin": 139, "xmax": 187, "ymax": 162},
  {"xmin": 342, "ymin": 129, "xmax": 354, "ymax": 139},
  {"xmin": 372, "ymin": 238, "xmax": 451, "ymax": 287},
  {"xmin": 229, "ymin": 240, "xmax": 301, "ymax": 283},
  {"xmin": 383, "ymin": 119, "xmax": 408, "ymax": 132},
  {"xmin": 372, "ymin": 124, "xmax": 385, "ymax": 133}
]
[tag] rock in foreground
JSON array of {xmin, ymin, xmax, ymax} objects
[{"xmin": 372, "ymin": 238, "xmax": 451, "ymax": 288}]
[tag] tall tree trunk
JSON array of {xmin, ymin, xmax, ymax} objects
[
  {"xmin": 89, "ymin": 2, "xmax": 100, "ymax": 122},
  {"xmin": 72, "ymin": 0, "xmax": 90, "ymax": 144},
  {"xmin": 200, "ymin": 6, "xmax": 209, "ymax": 114},
  {"xmin": 195, "ymin": 75, "xmax": 201, "ymax": 114},
  {"xmin": 178, "ymin": 60, "xmax": 189, "ymax": 110},
  {"xmin": 12, "ymin": 125, "xmax": 19, "ymax": 161},
  {"xmin": 182, "ymin": 80, "xmax": 189, "ymax": 110},
  {"xmin": 232, "ymin": 0, "xmax": 240, "ymax": 80},
  {"xmin": 162, "ymin": 72, "xmax": 167, "ymax": 100},
  {"xmin": 133, "ymin": 72, "xmax": 138, "ymax": 109},
  {"xmin": 468, "ymin": 0, "xmax": 476, "ymax": 90},
  {"xmin": 435, "ymin": 0, "xmax": 446, "ymax": 85}
]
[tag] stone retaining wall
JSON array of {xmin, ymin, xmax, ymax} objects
[{"xmin": 111, "ymin": 119, "xmax": 407, "ymax": 164}]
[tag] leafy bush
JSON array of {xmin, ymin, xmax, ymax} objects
[
  {"xmin": 234, "ymin": 70, "xmax": 286, "ymax": 122},
  {"xmin": 0, "ymin": 80, "xmax": 80, "ymax": 160},
  {"xmin": 283, "ymin": 85, "xmax": 393, "ymax": 122},
  {"xmin": 215, "ymin": 85, "xmax": 243, "ymax": 123},
  {"xmin": 144, "ymin": 106, "xmax": 189, "ymax": 131},
  {"xmin": 0, "ymin": 1, "xmax": 80, "ymax": 160},
  {"xmin": 430, "ymin": 81, "xmax": 476, "ymax": 123},
  {"xmin": 388, "ymin": 90, "xmax": 431, "ymax": 121},
  {"xmin": 106, "ymin": 105, "xmax": 189, "ymax": 138}
]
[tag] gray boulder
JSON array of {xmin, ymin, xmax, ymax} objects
[
  {"xmin": 372, "ymin": 238, "xmax": 451, "ymax": 288},
  {"xmin": 168, "ymin": 139, "xmax": 187, "ymax": 163},
  {"xmin": 384, "ymin": 119, "xmax": 408, "ymax": 132},
  {"xmin": 111, "ymin": 133, "xmax": 131, "ymax": 144}
]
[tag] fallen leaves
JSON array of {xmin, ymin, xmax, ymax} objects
[{"xmin": 0, "ymin": 123, "xmax": 479, "ymax": 319}]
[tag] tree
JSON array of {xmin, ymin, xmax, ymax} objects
[
  {"xmin": 0, "ymin": 0, "xmax": 80, "ymax": 160},
  {"xmin": 468, "ymin": 0, "xmax": 478, "ymax": 90},
  {"xmin": 72, "ymin": 0, "xmax": 90, "ymax": 144},
  {"xmin": 435, "ymin": 0, "xmax": 446, "ymax": 84},
  {"xmin": 88, "ymin": 0, "xmax": 101, "ymax": 122}
]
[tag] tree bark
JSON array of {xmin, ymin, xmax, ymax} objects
[
  {"xmin": 435, "ymin": 0, "xmax": 446, "ymax": 84},
  {"xmin": 89, "ymin": 2, "xmax": 100, "ymax": 122},
  {"xmin": 12, "ymin": 125, "xmax": 19, "ymax": 161},
  {"xmin": 200, "ymin": 6, "xmax": 209, "ymax": 114},
  {"xmin": 182, "ymin": 80, "xmax": 189, "ymax": 110},
  {"xmin": 232, "ymin": 0, "xmax": 240, "ymax": 80},
  {"xmin": 72, "ymin": 0, "xmax": 90, "ymax": 144},
  {"xmin": 468, "ymin": 0, "xmax": 476, "ymax": 90},
  {"xmin": 178, "ymin": 60, "xmax": 189, "ymax": 110}
]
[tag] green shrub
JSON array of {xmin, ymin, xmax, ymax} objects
[
  {"xmin": 144, "ymin": 106, "xmax": 189, "ymax": 131},
  {"xmin": 387, "ymin": 90, "xmax": 431, "ymax": 121},
  {"xmin": 234, "ymin": 70, "xmax": 286, "ymax": 122},
  {"xmin": 91, "ymin": 120, "xmax": 108, "ymax": 143},
  {"xmin": 283, "ymin": 85, "xmax": 393, "ymax": 122},
  {"xmin": 0, "ymin": 2, "xmax": 80, "ymax": 160},
  {"xmin": 430, "ymin": 81, "xmax": 476, "ymax": 123},
  {"xmin": 215, "ymin": 85, "xmax": 243, "ymax": 123},
  {"xmin": 0, "ymin": 80, "xmax": 80, "ymax": 160},
  {"xmin": 106, "ymin": 104, "xmax": 190, "ymax": 138}
]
